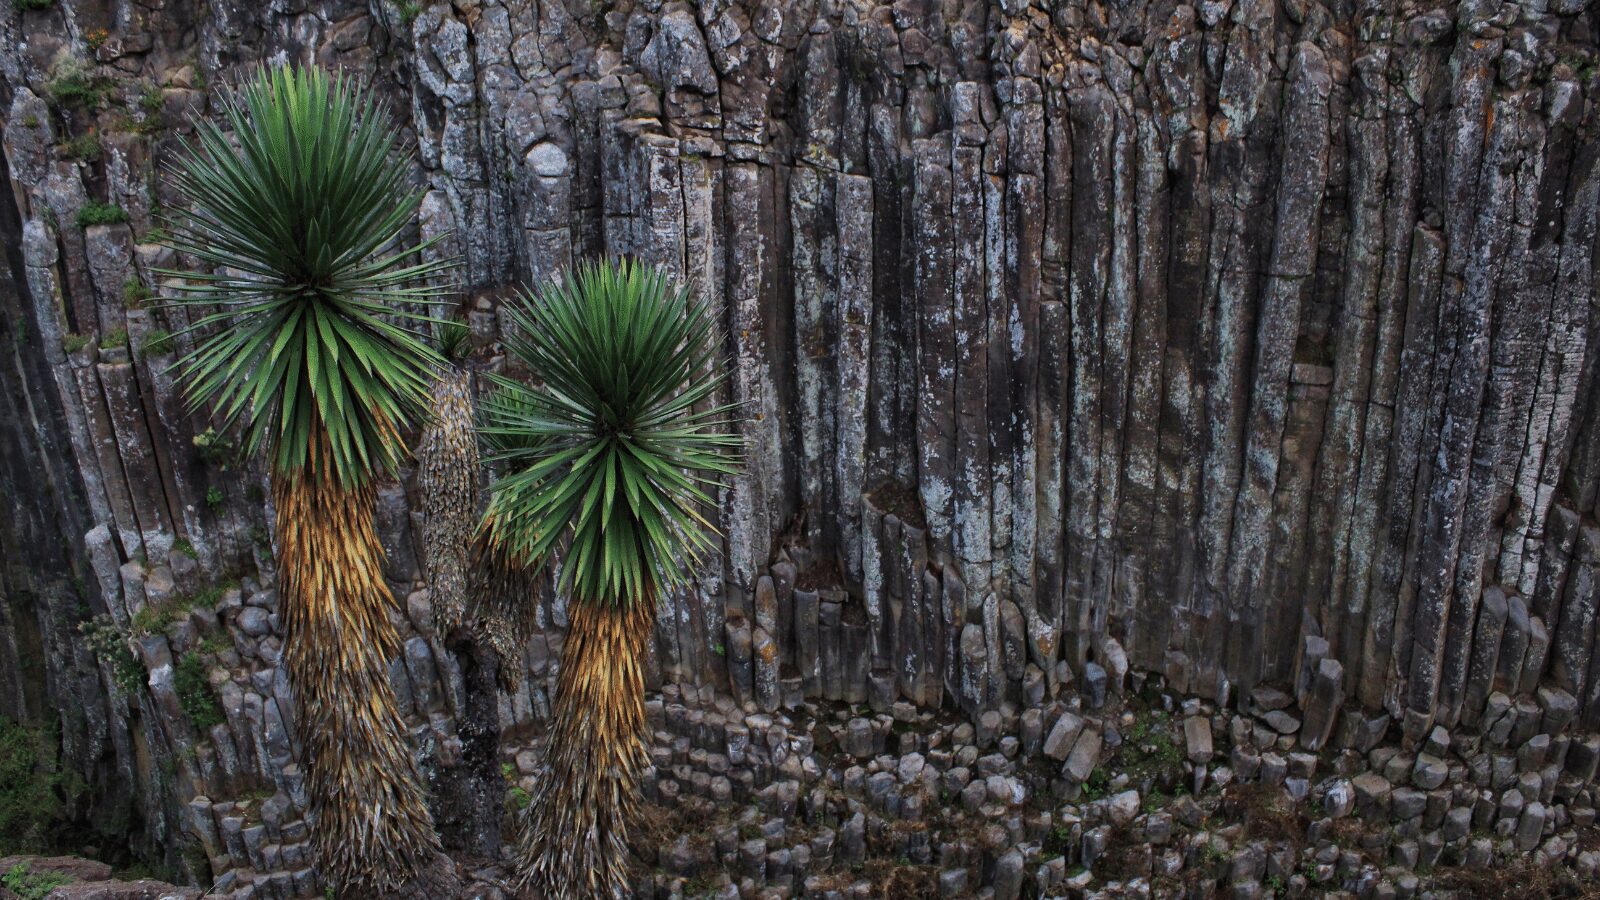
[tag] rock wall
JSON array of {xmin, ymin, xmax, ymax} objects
[{"xmin": 5, "ymin": 0, "xmax": 1600, "ymax": 882}]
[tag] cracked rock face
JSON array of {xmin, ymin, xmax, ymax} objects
[{"xmin": 6, "ymin": 0, "xmax": 1600, "ymax": 894}]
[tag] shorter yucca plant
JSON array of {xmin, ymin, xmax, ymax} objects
[{"xmin": 479, "ymin": 259, "xmax": 740, "ymax": 897}]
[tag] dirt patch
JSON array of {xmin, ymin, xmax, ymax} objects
[
  {"xmin": 633, "ymin": 797, "xmax": 720, "ymax": 863},
  {"xmin": 1324, "ymin": 815, "xmax": 1365, "ymax": 849},
  {"xmin": 862, "ymin": 859, "xmax": 939, "ymax": 899},
  {"xmin": 1224, "ymin": 784, "xmax": 1305, "ymax": 847},
  {"xmin": 1430, "ymin": 859, "xmax": 1600, "ymax": 899},
  {"xmin": 867, "ymin": 481, "xmax": 926, "ymax": 530},
  {"xmin": 1096, "ymin": 825, "xmax": 1152, "ymax": 882},
  {"xmin": 795, "ymin": 556, "xmax": 844, "ymax": 592}
]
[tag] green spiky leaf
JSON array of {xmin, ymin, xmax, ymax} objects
[
  {"xmin": 479, "ymin": 259, "xmax": 742, "ymax": 607},
  {"xmin": 157, "ymin": 63, "xmax": 454, "ymax": 486}
]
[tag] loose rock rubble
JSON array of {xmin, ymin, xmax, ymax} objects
[
  {"xmin": 595, "ymin": 679, "xmax": 1600, "ymax": 898},
  {"xmin": 45, "ymin": 566, "xmax": 1600, "ymax": 898}
]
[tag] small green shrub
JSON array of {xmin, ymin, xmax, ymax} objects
[
  {"xmin": 396, "ymin": 0, "xmax": 423, "ymax": 24},
  {"xmin": 192, "ymin": 635, "xmax": 231, "ymax": 657},
  {"xmin": 62, "ymin": 132, "xmax": 102, "ymax": 162},
  {"xmin": 0, "ymin": 720, "xmax": 67, "ymax": 855},
  {"xmin": 115, "ymin": 110, "xmax": 162, "ymax": 137},
  {"xmin": 1122, "ymin": 708, "xmax": 1183, "ymax": 784},
  {"xmin": 12, "ymin": 0, "xmax": 55, "ymax": 12},
  {"xmin": 100, "ymin": 327, "xmax": 128, "ymax": 349},
  {"xmin": 1, "ymin": 863, "xmax": 73, "ymax": 900},
  {"xmin": 507, "ymin": 785, "xmax": 531, "ymax": 811},
  {"xmin": 61, "ymin": 333, "xmax": 91, "ymax": 353},
  {"xmin": 129, "ymin": 581, "xmax": 230, "ymax": 637},
  {"xmin": 500, "ymin": 762, "xmax": 530, "ymax": 809},
  {"xmin": 138, "ymin": 84, "xmax": 165, "ymax": 114},
  {"xmin": 122, "ymin": 277, "xmax": 152, "ymax": 307},
  {"xmin": 177, "ymin": 842, "xmax": 211, "ymax": 886},
  {"xmin": 79, "ymin": 615, "xmax": 144, "ymax": 692},
  {"xmin": 45, "ymin": 60, "xmax": 114, "ymax": 107},
  {"xmin": 173, "ymin": 654, "xmax": 223, "ymax": 730},
  {"xmin": 204, "ymin": 486, "xmax": 225, "ymax": 511},
  {"xmin": 75, "ymin": 202, "xmax": 127, "ymax": 227},
  {"xmin": 192, "ymin": 427, "xmax": 234, "ymax": 466},
  {"xmin": 1041, "ymin": 823, "xmax": 1073, "ymax": 858},
  {"xmin": 1080, "ymin": 767, "xmax": 1110, "ymax": 801},
  {"xmin": 142, "ymin": 329, "xmax": 174, "ymax": 356}
]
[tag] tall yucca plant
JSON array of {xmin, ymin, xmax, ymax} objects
[
  {"xmin": 159, "ymin": 64, "xmax": 455, "ymax": 894},
  {"xmin": 480, "ymin": 259, "xmax": 740, "ymax": 897}
]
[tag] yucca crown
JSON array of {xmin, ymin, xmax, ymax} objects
[
  {"xmin": 479, "ymin": 259, "xmax": 741, "ymax": 606},
  {"xmin": 160, "ymin": 63, "xmax": 452, "ymax": 486}
]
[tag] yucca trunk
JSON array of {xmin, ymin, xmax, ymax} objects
[
  {"xmin": 515, "ymin": 596, "xmax": 656, "ymax": 898},
  {"xmin": 273, "ymin": 468, "xmax": 448, "ymax": 895}
]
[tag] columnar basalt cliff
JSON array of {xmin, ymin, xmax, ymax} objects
[{"xmin": 4, "ymin": 0, "xmax": 1600, "ymax": 895}]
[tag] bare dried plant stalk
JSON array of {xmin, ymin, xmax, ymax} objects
[
  {"xmin": 514, "ymin": 596, "xmax": 656, "ymax": 898},
  {"xmin": 418, "ymin": 365, "xmax": 538, "ymax": 689},
  {"xmin": 417, "ymin": 366, "xmax": 479, "ymax": 635},
  {"xmin": 273, "ymin": 465, "xmax": 448, "ymax": 895},
  {"xmin": 465, "ymin": 531, "xmax": 539, "ymax": 692}
]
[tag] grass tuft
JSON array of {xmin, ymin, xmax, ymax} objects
[
  {"xmin": 129, "ymin": 580, "xmax": 232, "ymax": 637},
  {"xmin": 141, "ymin": 329, "xmax": 174, "ymax": 356},
  {"xmin": 62, "ymin": 132, "xmax": 102, "ymax": 162},
  {"xmin": 75, "ymin": 201, "xmax": 128, "ymax": 228},
  {"xmin": 122, "ymin": 277, "xmax": 153, "ymax": 308},
  {"xmin": 0, "ymin": 721, "xmax": 69, "ymax": 855},
  {"xmin": 45, "ymin": 59, "xmax": 115, "ymax": 108},
  {"xmin": 80, "ymin": 615, "xmax": 145, "ymax": 692},
  {"xmin": 174, "ymin": 654, "xmax": 224, "ymax": 730},
  {"xmin": 1, "ymin": 863, "xmax": 73, "ymax": 900}
]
